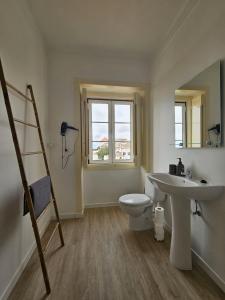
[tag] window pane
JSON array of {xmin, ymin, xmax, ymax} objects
[
  {"xmin": 175, "ymin": 106, "xmax": 183, "ymax": 123},
  {"xmin": 91, "ymin": 103, "xmax": 108, "ymax": 122},
  {"xmin": 115, "ymin": 124, "xmax": 130, "ymax": 141},
  {"xmin": 92, "ymin": 123, "xmax": 108, "ymax": 141},
  {"xmin": 115, "ymin": 104, "xmax": 131, "ymax": 122},
  {"xmin": 175, "ymin": 124, "xmax": 183, "ymax": 141},
  {"xmin": 92, "ymin": 142, "xmax": 109, "ymax": 161},
  {"xmin": 114, "ymin": 142, "xmax": 131, "ymax": 160}
]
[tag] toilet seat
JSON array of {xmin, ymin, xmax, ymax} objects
[{"xmin": 119, "ymin": 194, "xmax": 152, "ymax": 206}]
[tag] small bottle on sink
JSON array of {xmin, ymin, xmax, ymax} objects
[{"xmin": 176, "ymin": 158, "xmax": 185, "ymax": 176}]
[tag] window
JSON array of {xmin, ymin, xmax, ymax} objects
[
  {"xmin": 88, "ymin": 99, "xmax": 134, "ymax": 164},
  {"xmin": 175, "ymin": 102, "xmax": 186, "ymax": 148}
]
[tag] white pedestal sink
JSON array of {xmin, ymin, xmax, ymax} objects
[{"xmin": 148, "ymin": 173, "xmax": 224, "ymax": 270}]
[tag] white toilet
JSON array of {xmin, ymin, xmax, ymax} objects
[{"xmin": 119, "ymin": 174, "xmax": 165, "ymax": 231}]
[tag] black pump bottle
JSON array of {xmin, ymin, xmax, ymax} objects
[{"xmin": 176, "ymin": 158, "xmax": 184, "ymax": 176}]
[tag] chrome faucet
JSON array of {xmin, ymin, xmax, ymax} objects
[{"xmin": 186, "ymin": 168, "xmax": 192, "ymax": 179}]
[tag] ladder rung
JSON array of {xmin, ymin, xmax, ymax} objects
[
  {"xmin": 6, "ymin": 81, "xmax": 33, "ymax": 103},
  {"xmin": 43, "ymin": 222, "xmax": 59, "ymax": 254},
  {"xmin": 14, "ymin": 118, "xmax": 38, "ymax": 128},
  {"xmin": 21, "ymin": 151, "xmax": 44, "ymax": 156}
]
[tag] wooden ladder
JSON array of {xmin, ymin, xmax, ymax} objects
[{"xmin": 0, "ymin": 58, "xmax": 64, "ymax": 294}]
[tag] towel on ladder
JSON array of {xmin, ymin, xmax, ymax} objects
[{"xmin": 24, "ymin": 176, "xmax": 51, "ymax": 218}]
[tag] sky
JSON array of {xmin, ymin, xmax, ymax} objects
[{"xmin": 91, "ymin": 103, "xmax": 131, "ymax": 147}]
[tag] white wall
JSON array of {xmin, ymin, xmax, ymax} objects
[
  {"xmin": 150, "ymin": 0, "xmax": 225, "ymax": 290},
  {"xmin": 48, "ymin": 52, "xmax": 149, "ymax": 213},
  {"xmin": 84, "ymin": 169, "xmax": 141, "ymax": 206},
  {"xmin": 0, "ymin": 1, "xmax": 50, "ymax": 299}
]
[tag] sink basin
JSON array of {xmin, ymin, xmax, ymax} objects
[
  {"xmin": 148, "ymin": 173, "xmax": 224, "ymax": 201},
  {"xmin": 148, "ymin": 173, "xmax": 224, "ymax": 270}
]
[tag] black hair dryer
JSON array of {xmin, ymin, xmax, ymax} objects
[
  {"xmin": 208, "ymin": 123, "xmax": 220, "ymax": 135},
  {"xmin": 60, "ymin": 122, "xmax": 79, "ymax": 136}
]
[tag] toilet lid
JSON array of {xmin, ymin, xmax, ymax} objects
[{"xmin": 119, "ymin": 194, "xmax": 152, "ymax": 206}]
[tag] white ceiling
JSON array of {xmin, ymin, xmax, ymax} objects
[{"xmin": 27, "ymin": 0, "xmax": 197, "ymax": 61}]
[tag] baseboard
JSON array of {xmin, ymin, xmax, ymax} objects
[
  {"xmin": 85, "ymin": 202, "xmax": 119, "ymax": 208},
  {"xmin": 0, "ymin": 218, "xmax": 50, "ymax": 300},
  {"xmin": 164, "ymin": 221, "xmax": 225, "ymax": 293},
  {"xmin": 192, "ymin": 250, "xmax": 225, "ymax": 293},
  {"xmin": 57, "ymin": 204, "xmax": 119, "ymax": 217},
  {"xmin": 0, "ymin": 242, "xmax": 36, "ymax": 300}
]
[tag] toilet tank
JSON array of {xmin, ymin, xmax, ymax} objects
[{"xmin": 144, "ymin": 173, "xmax": 165, "ymax": 203}]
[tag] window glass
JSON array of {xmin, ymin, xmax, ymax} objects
[
  {"xmin": 114, "ymin": 142, "xmax": 131, "ymax": 160},
  {"xmin": 175, "ymin": 103, "xmax": 186, "ymax": 148},
  {"xmin": 92, "ymin": 123, "xmax": 109, "ymax": 141},
  {"xmin": 115, "ymin": 124, "xmax": 131, "ymax": 141},
  {"xmin": 115, "ymin": 104, "xmax": 130, "ymax": 122},
  {"xmin": 89, "ymin": 100, "xmax": 133, "ymax": 164},
  {"xmin": 175, "ymin": 106, "xmax": 182, "ymax": 123},
  {"xmin": 175, "ymin": 124, "xmax": 183, "ymax": 141},
  {"xmin": 91, "ymin": 142, "xmax": 109, "ymax": 161},
  {"xmin": 92, "ymin": 103, "xmax": 108, "ymax": 122}
]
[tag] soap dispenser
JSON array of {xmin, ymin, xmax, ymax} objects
[{"xmin": 176, "ymin": 158, "xmax": 184, "ymax": 176}]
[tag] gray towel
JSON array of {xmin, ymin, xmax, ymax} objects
[{"xmin": 24, "ymin": 176, "xmax": 51, "ymax": 218}]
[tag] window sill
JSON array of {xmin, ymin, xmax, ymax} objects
[{"xmin": 85, "ymin": 162, "xmax": 138, "ymax": 171}]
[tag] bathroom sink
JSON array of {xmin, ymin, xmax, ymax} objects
[
  {"xmin": 148, "ymin": 173, "xmax": 224, "ymax": 270},
  {"xmin": 148, "ymin": 173, "xmax": 224, "ymax": 201}
]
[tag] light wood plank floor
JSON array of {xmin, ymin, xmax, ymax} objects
[{"xmin": 9, "ymin": 207, "xmax": 225, "ymax": 300}]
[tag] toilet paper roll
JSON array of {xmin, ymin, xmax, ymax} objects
[
  {"xmin": 154, "ymin": 206, "xmax": 165, "ymax": 224},
  {"xmin": 154, "ymin": 224, "xmax": 165, "ymax": 241}
]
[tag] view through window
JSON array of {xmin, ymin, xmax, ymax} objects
[
  {"xmin": 175, "ymin": 102, "xmax": 186, "ymax": 148},
  {"xmin": 88, "ymin": 99, "xmax": 134, "ymax": 163}
]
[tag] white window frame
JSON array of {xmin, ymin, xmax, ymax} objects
[
  {"xmin": 112, "ymin": 100, "xmax": 134, "ymax": 163},
  {"xmin": 88, "ymin": 98, "xmax": 134, "ymax": 164}
]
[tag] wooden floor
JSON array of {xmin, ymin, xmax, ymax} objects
[{"xmin": 9, "ymin": 207, "xmax": 225, "ymax": 300}]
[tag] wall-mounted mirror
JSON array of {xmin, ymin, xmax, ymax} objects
[{"xmin": 174, "ymin": 61, "xmax": 221, "ymax": 148}]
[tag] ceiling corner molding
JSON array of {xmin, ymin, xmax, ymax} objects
[{"xmin": 154, "ymin": 0, "xmax": 200, "ymax": 61}]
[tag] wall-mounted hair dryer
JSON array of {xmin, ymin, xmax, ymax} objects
[
  {"xmin": 208, "ymin": 123, "xmax": 220, "ymax": 135},
  {"xmin": 206, "ymin": 123, "xmax": 221, "ymax": 147},
  {"xmin": 60, "ymin": 122, "xmax": 79, "ymax": 169},
  {"xmin": 60, "ymin": 121, "xmax": 79, "ymax": 136}
]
